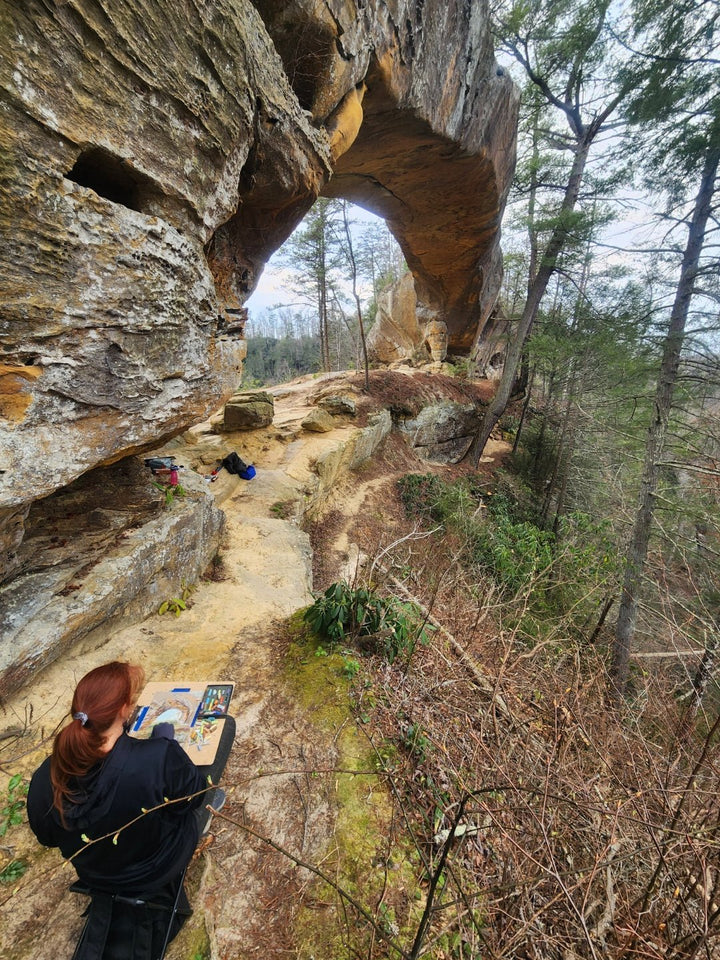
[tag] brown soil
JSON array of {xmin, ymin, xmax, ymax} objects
[{"xmin": 348, "ymin": 368, "xmax": 496, "ymax": 426}]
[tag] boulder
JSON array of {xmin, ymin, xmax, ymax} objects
[
  {"xmin": 318, "ymin": 395, "xmax": 357, "ymax": 417},
  {"xmin": 223, "ymin": 391, "xmax": 275, "ymax": 430},
  {"xmin": 302, "ymin": 409, "xmax": 337, "ymax": 433},
  {"xmin": 398, "ymin": 401, "xmax": 483, "ymax": 463}
]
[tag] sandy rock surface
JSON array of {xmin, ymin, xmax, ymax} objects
[{"xmin": 0, "ymin": 373, "xmax": 379, "ymax": 958}]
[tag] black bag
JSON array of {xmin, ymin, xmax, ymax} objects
[{"xmin": 221, "ymin": 453, "xmax": 248, "ymax": 475}]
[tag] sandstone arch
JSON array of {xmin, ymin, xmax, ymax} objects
[
  {"xmin": 0, "ymin": 0, "xmax": 516, "ymax": 584},
  {"xmin": 323, "ymin": 56, "xmax": 516, "ymax": 355}
]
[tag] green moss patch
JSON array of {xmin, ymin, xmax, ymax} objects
[{"xmin": 284, "ymin": 613, "xmax": 424, "ymax": 959}]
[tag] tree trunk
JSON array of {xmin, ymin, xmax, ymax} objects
[
  {"xmin": 342, "ymin": 203, "xmax": 370, "ymax": 391},
  {"xmin": 588, "ymin": 595, "xmax": 614, "ymax": 646},
  {"xmin": 468, "ymin": 137, "xmax": 592, "ymax": 466},
  {"xmin": 550, "ymin": 248, "xmax": 591, "ymax": 534},
  {"xmin": 611, "ymin": 144, "xmax": 720, "ymax": 695},
  {"xmin": 512, "ymin": 366, "xmax": 535, "ymax": 455}
]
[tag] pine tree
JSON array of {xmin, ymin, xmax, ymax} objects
[
  {"xmin": 279, "ymin": 197, "xmax": 345, "ymax": 372},
  {"xmin": 610, "ymin": 0, "xmax": 720, "ymax": 694}
]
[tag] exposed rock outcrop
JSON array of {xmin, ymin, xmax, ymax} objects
[
  {"xmin": 425, "ymin": 320, "xmax": 450, "ymax": 364},
  {"xmin": 0, "ymin": 460, "xmax": 224, "ymax": 698},
  {"xmin": 473, "ymin": 308, "xmax": 513, "ymax": 380},
  {"xmin": 222, "ymin": 391, "xmax": 275, "ymax": 431},
  {"xmin": 367, "ymin": 272, "xmax": 424, "ymax": 363},
  {"xmin": 319, "ymin": 1, "xmax": 518, "ymax": 351},
  {"xmin": 0, "ymin": 1, "xmax": 516, "ymax": 628},
  {"xmin": 0, "ymin": 0, "xmax": 330, "ymax": 583},
  {"xmin": 398, "ymin": 401, "xmax": 483, "ymax": 463},
  {"xmin": 318, "ymin": 394, "xmax": 357, "ymax": 417}
]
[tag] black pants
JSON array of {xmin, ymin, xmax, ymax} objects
[{"xmin": 193, "ymin": 714, "xmax": 236, "ymax": 835}]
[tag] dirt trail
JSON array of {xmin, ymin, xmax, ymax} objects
[
  {"xmin": 0, "ymin": 371, "xmax": 508, "ymax": 959},
  {"xmin": 0, "ymin": 373, "xmax": 388, "ymax": 959}
]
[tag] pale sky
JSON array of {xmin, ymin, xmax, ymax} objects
[{"xmin": 244, "ymin": 203, "xmax": 385, "ymax": 320}]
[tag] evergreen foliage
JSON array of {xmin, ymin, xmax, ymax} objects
[
  {"xmin": 243, "ymin": 333, "xmax": 321, "ymax": 386},
  {"xmin": 250, "ymin": 203, "xmax": 406, "ymax": 381},
  {"xmin": 304, "ymin": 581, "xmax": 432, "ymax": 664}
]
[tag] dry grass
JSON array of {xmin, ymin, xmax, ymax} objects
[{"xmin": 313, "ymin": 482, "xmax": 720, "ymax": 960}]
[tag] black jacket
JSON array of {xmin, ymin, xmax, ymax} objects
[{"xmin": 27, "ymin": 733, "xmax": 207, "ymax": 895}]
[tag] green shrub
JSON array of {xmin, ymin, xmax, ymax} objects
[
  {"xmin": 0, "ymin": 859, "xmax": 28, "ymax": 884},
  {"xmin": 397, "ymin": 473, "xmax": 444, "ymax": 520},
  {"xmin": 396, "ymin": 472, "xmax": 621, "ymax": 642},
  {"xmin": 399, "ymin": 473, "xmax": 554, "ymax": 595},
  {"xmin": 470, "ymin": 511, "xmax": 555, "ymax": 594},
  {"xmin": 304, "ymin": 581, "xmax": 432, "ymax": 663},
  {"xmin": 0, "ymin": 774, "xmax": 27, "ymax": 838}
]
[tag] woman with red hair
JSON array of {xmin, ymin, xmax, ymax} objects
[{"xmin": 27, "ymin": 661, "xmax": 233, "ymax": 956}]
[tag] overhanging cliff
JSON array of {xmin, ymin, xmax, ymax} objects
[{"xmin": 0, "ymin": 0, "xmax": 516, "ymax": 584}]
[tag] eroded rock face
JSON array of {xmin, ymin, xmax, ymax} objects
[
  {"xmin": 398, "ymin": 401, "xmax": 483, "ymax": 463},
  {"xmin": 0, "ymin": 0, "xmax": 330, "ymax": 582},
  {"xmin": 425, "ymin": 320, "xmax": 450, "ymax": 364},
  {"xmin": 1, "ymin": 1, "xmax": 516, "ymax": 599},
  {"xmin": 317, "ymin": 1, "xmax": 518, "ymax": 352},
  {"xmin": 367, "ymin": 272, "xmax": 424, "ymax": 363},
  {"xmin": 0, "ymin": 459, "xmax": 224, "ymax": 698},
  {"xmin": 473, "ymin": 308, "xmax": 512, "ymax": 380},
  {"xmin": 318, "ymin": 394, "xmax": 357, "ymax": 417}
]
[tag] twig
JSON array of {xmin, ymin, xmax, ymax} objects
[{"xmin": 211, "ymin": 809, "xmax": 412, "ymax": 960}]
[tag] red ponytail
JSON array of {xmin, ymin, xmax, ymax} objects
[{"xmin": 51, "ymin": 661, "xmax": 145, "ymax": 817}]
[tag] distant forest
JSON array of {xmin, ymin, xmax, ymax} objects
[
  {"xmin": 243, "ymin": 206, "xmax": 406, "ymax": 387},
  {"xmin": 243, "ymin": 331, "xmax": 321, "ymax": 386}
]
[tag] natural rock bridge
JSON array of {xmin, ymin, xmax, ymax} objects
[{"xmin": 0, "ymin": 0, "xmax": 516, "ymax": 594}]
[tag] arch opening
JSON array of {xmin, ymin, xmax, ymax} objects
[{"xmin": 242, "ymin": 200, "xmax": 415, "ymax": 384}]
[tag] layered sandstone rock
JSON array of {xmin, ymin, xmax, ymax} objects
[
  {"xmin": 367, "ymin": 272, "xmax": 424, "ymax": 363},
  {"xmin": 302, "ymin": 408, "xmax": 337, "ymax": 433},
  {"xmin": 0, "ymin": 0, "xmax": 331, "ymax": 584},
  {"xmin": 0, "ymin": 460, "xmax": 224, "ymax": 698},
  {"xmin": 0, "ymin": 1, "xmax": 516, "ymax": 599},
  {"xmin": 317, "ymin": 1, "xmax": 518, "ymax": 350}
]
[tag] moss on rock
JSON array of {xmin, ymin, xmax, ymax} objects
[{"xmin": 283, "ymin": 613, "xmax": 423, "ymax": 959}]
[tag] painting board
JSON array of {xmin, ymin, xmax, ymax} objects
[{"xmin": 129, "ymin": 680, "xmax": 234, "ymax": 765}]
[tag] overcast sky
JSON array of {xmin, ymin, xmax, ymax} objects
[{"xmin": 244, "ymin": 204, "xmax": 384, "ymax": 319}]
